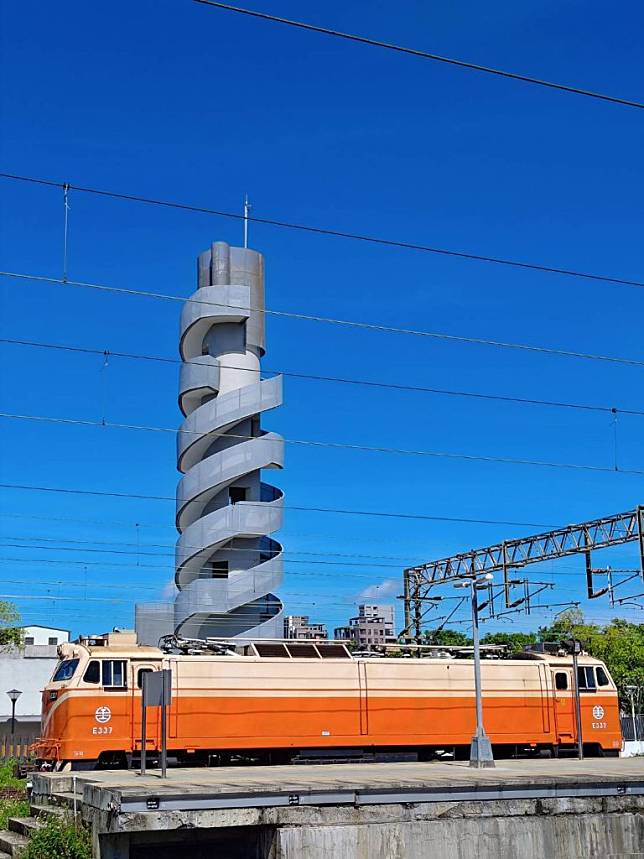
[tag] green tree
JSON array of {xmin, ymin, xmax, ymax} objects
[
  {"xmin": 480, "ymin": 631, "xmax": 537, "ymax": 654},
  {"xmin": 537, "ymin": 607, "xmax": 586, "ymax": 642},
  {"xmin": 423, "ymin": 628, "xmax": 472, "ymax": 646},
  {"xmin": 0, "ymin": 602, "xmax": 22, "ymax": 650},
  {"xmin": 538, "ymin": 609, "xmax": 644, "ymax": 708}
]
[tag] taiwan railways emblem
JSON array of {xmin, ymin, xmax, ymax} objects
[
  {"xmin": 95, "ymin": 706, "xmax": 112, "ymax": 724},
  {"xmin": 592, "ymin": 705, "xmax": 605, "ymax": 720}
]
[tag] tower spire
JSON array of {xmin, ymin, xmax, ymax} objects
[{"xmin": 243, "ymin": 193, "xmax": 251, "ymax": 249}]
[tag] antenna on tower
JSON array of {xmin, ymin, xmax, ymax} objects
[{"xmin": 243, "ymin": 194, "xmax": 251, "ymax": 248}]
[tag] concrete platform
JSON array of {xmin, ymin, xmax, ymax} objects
[{"xmin": 31, "ymin": 759, "xmax": 644, "ymax": 858}]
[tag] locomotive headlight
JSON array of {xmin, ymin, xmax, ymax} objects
[{"xmin": 49, "ymin": 692, "xmax": 57, "ymax": 701}]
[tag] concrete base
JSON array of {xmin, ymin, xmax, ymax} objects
[
  {"xmin": 94, "ymin": 797, "xmax": 644, "ymax": 858},
  {"xmin": 469, "ymin": 735, "xmax": 495, "ymax": 768},
  {"xmin": 31, "ymin": 758, "xmax": 644, "ymax": 859}
]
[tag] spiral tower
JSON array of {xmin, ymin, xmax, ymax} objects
[{"xmin": 136, "ymin": 241, "xmax": 285, "ymax": 644}]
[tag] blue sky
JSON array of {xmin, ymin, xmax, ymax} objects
[{"xmin": 1, "ymin": 0, "xmax": 644, "ymax": 638}]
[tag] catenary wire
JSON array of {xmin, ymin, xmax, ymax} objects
[
  {"xmin": 2, "ymin": 172, "xmax": 644, "ymax": 291},
  {"xmin": 5, "ymin": 269, "xmax": 644, "ymax": 369},
  {"xmin": 3, "ymin": 336, "xmax": 644, "ymax": 418},
  {"xmin": 2, "ymin": 409, "xmax": 643, "ymax": 476},
  {"xmin": 0, "ymin": 481, "xmax": 621, "ymax": 526},
  {"xmin": 0, "ymin": 546, "xmax": 633, "ymax": 581},
  {"xmin": 0, "ymin": 532, "xmax": 435, "ymax": 565},
  {"xmin": 192, "ymin": 1, "xmax": 644, "ymax": 110}
]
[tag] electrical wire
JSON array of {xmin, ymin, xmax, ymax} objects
[
  {"xmin": 2, "ymin": 408, "xmax": 643, "ymax": 476},
  {"xmin": 3, "ymin": 335, "xmax": 643, "ymax": 418},
  {"xmin": 2, "ymin": 172, "xmax": 644, "ymax": 291},
  {"xmin": 192, "ymin": 1, "xmax": 644, "ymax": 110},
  {"xmin": 6, "ymin": 269, "xmax": 644, "ymax": 369},
  {"xmin": 0, "ymin": 551, "xmax": 443, "ymax": 584},
  {"xmin": 1, "ymin": 532, "xmax": 429, "ymax": 565},
  {"xmin": 0, "ymin": 481, "xmax": 619, "ymax": 527}
]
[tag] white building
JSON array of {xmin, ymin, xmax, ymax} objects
[
  {"xmin": 334, "ymin": 604, "xmax": 396, "ymax": 648},
  {"xmin": 0, "ymin": 625, "xmax": 69, "ymax": 739},
  {"xmin": 22, "ymin": 625, "xmax": 68, "ymax": 647},
  {"xmin": 284, "ymin": 615, "xmax": 328, "ymax": 640}
]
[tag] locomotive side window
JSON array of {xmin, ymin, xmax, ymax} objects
[
  {"xmin": 596, "ymin": 666, "xmax": 610, "ymax": 687},
  {"xmin": 53, "ymin": 659, "xmax": 79, "ymax": 682},
  {"xmin": 577, "ymin": 666, "xmax": 597, "ymax": 692},
  {"xmin": 83, "ymin": 660, "xmax": 100, "ymax": 684},
  {"xmin": 102, "ymin": 660, "xmax": 128, "ymax": 689},
  {"xmin": 137, "ymin": 668, "xmax": 153, "ymax": 688},
  {"xmin": 555, "ymin": 672, "xmax": 568, "ymax": 691}
]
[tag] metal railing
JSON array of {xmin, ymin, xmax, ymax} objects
[{"xmin": 620, "ymin": 713, "xmax": 644, "ymax": 742}]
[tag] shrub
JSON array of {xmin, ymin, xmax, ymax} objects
[{"xmin": 21, "ymin": 814, "xmax": 91, "ymax": 859}]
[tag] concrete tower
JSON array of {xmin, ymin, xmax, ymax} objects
[{"xmin": 136, "ymin": 241, "xmax": 284, "ymax": 643}]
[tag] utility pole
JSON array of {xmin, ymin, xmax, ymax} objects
[{"xmin": 454, "ymin": 574, "xmax": 495, "ymax": 768}]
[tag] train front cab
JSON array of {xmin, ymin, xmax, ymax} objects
[
  {"xmin": 35, "ymin": 634, "xmax": 163, "ymax": 771},
  {"xmin": 545, "ymin": 656, "xmax": 621, "ymax": 757}
]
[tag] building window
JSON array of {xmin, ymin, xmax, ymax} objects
[
  {"xmin": 48, "ymin": 637, "xmax": 58, "ymax": 646},
  {"xmin": 229, "ymin": 487, "xmax": 247, "ymax": 504},
  {"xmin": 206, "ymin": 560, "xmax": 229, "ymax": 579},
  {"xmin": 24, "ymin": 637, "xmax": 34, "ymax": 646}
]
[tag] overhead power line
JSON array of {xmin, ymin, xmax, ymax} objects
[
  {"xmin": 0, "ymin": 481, "xmax": 557, "ymax": 527},
  {"xmin": 3, "ymin": 336, "xmax": 643, "ymax": 418},
  {"xmin": 192, "ymin": 1, "xmax": 644, "ymax": 110},
  {"xmin": 2, "ymin": 409, "xmax": 642, "ymax": 476},
  {"xmin": 4, "ymin": 270, "xmax": 644, "ymax": 369},
  {"xmin": 2, "ymin": 172, "xmax": 644, "ymax": 291}
]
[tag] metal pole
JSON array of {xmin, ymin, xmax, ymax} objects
[
  {"xmin": 160, "ymin": 671, "xmax": 167, "ymax": 778},
  {"xmin": 572, "ymin": 646, "xmax": 584, "ymax": 760},
  {"xmin": 140, "ymin": 682, "xmax": 147, "ymax": 777},
  {"xmin": 469, "ymin": 580, "xmax": 494, "ymax": 768},
  {"xmin": 10, "ymin": 700, "xmax": 15, "ymax": 746},
  {"xmin": 638, "ymin": 506, "xmax": 644, "ymax": 582},
  {"xmin": 413, "ymin": 573, "xmax": 422, "ymax": 645},
  {"xmin": 403, "ymin": 570, "xmax": 411, "ymax": 639},
  {"xmin": 631, "ymin": 693, "xmax": 638, "ymax": 745}
]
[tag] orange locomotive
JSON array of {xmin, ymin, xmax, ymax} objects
[{"xmin": 33, "ymin": 631, "xmax": 622, "ymax": 770}]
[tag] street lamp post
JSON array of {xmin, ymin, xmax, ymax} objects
[
  {"xmin": 6, "ymin": 689, "xmax": 22, "ymax": 752},
  {"xmin": 455, "ymin": 574, "xmax": 495, "ymax": 768}
]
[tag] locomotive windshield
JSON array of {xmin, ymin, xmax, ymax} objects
[{"xmin": 52, "ymin": 658, "xmax": 80, "ymax": 682}]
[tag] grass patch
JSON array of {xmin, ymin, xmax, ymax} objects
[
  {"xmin": 21, "ymin": 814, "xmax": 91, "ymax": 859},
  {"xmin": 0, "ymin": 797, "xmax": 30, "ymax": 829},
  {"xmin": 0, "ymin": 760, "xmax": 25, "ymax": 791}
]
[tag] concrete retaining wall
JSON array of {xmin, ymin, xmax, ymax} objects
[{"xmin": 95, "ymin": 796, "xmax": 644, "ymax": 858}]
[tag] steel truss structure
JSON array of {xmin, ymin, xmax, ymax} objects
[{"xmin": 402, "ymin": 506, "xmax": 644, "ymax": 640}]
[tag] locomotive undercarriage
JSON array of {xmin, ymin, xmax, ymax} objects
[{"xmin": 56, "ymin": 741, "xmax": 617, "ymax": 772}]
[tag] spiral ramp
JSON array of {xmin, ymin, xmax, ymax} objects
[{"xmin": 135, "ymin": 241, "xmax": 284, "ymax": 644}]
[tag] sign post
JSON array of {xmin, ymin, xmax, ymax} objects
[{"xmin": 140, "ymin": 669, "xmax": 172, "ymax": 778}]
